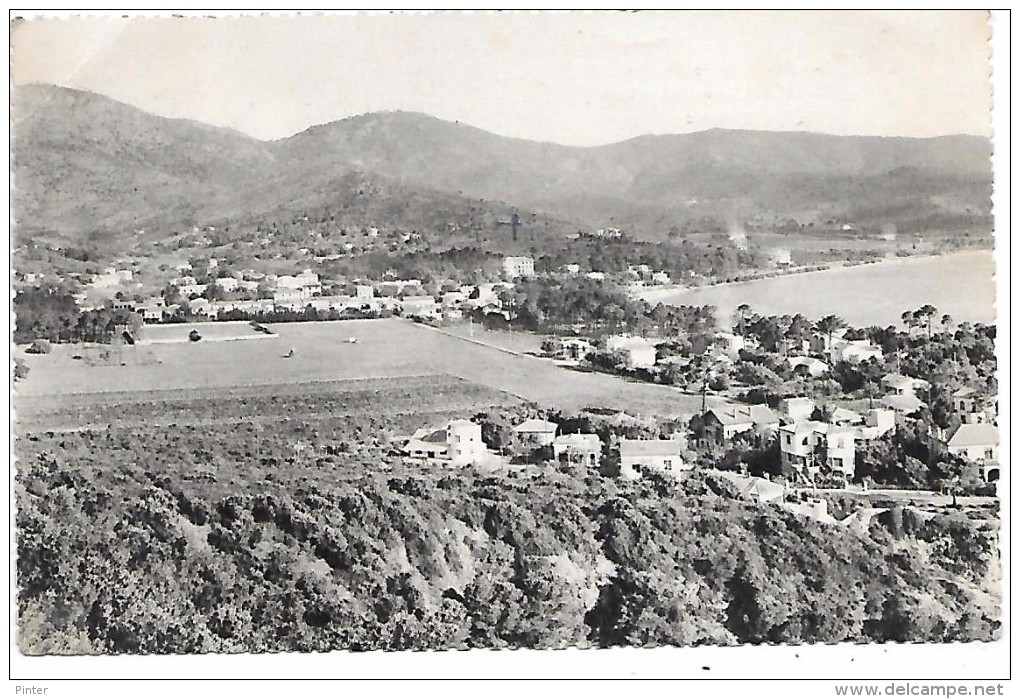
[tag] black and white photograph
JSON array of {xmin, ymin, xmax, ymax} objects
[{"xmin": 8, "ymin": 9, "xmax": 1008, "ymax": 686}]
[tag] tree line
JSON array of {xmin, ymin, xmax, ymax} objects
[{"xmin": 14, "ymin": 287, "xmax": 143, "ymax": 345}]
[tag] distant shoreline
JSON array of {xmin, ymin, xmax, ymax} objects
[
  {"xmin": 634, "ymin": 247, "xmax": 996, "ymax": 328},
  {"xmin": 636, "ymin": 248, "xmax": 994, "ymax": 305}
]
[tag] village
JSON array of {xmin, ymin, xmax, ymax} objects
[
  {"xmin": 15, "ymin": 208, "xmax": 900, "ymax": 329},
  {"xmin": 387, "ymin": 354, "xmax": 997, "ymax": 524},
  {"xmin": 14, "ymin": 236, "xmax": 999, "ymax": 513},
  {"xmin": 13, "ymin": 242, "xmax": 667, "ymax": 323}
]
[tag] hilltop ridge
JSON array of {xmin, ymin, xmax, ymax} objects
[{"xmin": 13, "ymin": 83, "xmax": 993, "ymax": 246}]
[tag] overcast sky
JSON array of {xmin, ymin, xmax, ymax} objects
[{"xmin": 11, "ymin": 11, "xmax": 992, "ymax": 145}]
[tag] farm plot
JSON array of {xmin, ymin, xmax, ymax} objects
[
  {"xmin": 15, "ymin": 373, "xmax": 525, "ymax": 505},
  {"xmin": 15, "ymin": 375, "xmax": 520, "ymax": 433}
]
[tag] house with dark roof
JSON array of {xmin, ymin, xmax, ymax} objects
[{"xmin": 703, "ymin": 404, "xmax": 781, "ymax": 444}]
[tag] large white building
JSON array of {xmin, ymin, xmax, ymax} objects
[
  {"xmin": 502, "ymin": 256, "xmax": 535, "ymax": 279},
  {"xmin": 771, "ymin": 248, "xmax": 793, "ymax": 266},
  {"xmin": 214, "ymin": 277, "xmax": 240, "ymax": 293},
  {"xmin": 275, "ymin": 269, "xmax": 322, "ymax": 297},
  {"xmin": 881, "ymin": 373, "xmax": 929, "ymax": 396},
  {"xmin": 780, "ymin": 397, "xmax": 816, "ymax": 423},
  {"xmin": 307, "ymin": 296, "xmax": 365, "ymax": 313},
  {"xmin": 273, "ymin": 289, "xmax": 312, "ymax": 308},
  {"xmin": 92, "ymin": 267, "xmax": 133, "ymax": 289},
  {"xmin": 400, "ymin": 296, "xmax": 439, "ymax": 318},
  {"xmin": 856, "ymin": 408, "xmax": 896, "ymax": 440},
  {"xmin": 830, "ymin": 339, "xmax": 883, "ymax": 364},
  {"xmin": 179, "ymin": 283, "xmax": 208, "ymax": 299}
]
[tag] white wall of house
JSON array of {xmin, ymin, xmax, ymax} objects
[
  {"xmin": 864, "ymin": 409, "xmax": 896, "ymax": 435},
  {"xmin": 619, "ymin": 452, "xmax": 688, "ymax": 481},
  {"xmin": 782, "ymin": 398, "xmax": 816, "ymax": 423},
  {"xmin": 948, "ymin": 443, "xmax": 998, "ymax": 463},
  {"xmin": 502, "ymin": 256, "xmax": 535, "ymax": 279},
  {"xmin": 780, "ymin": 423, "xmax": 856, "ymax": 478},
  {"xmin": 446, "ymin": 421, "xmax": 487, "ymax": 465},
  {"xmin": 625, "ymin": 345, "xmax": 657, "ymax": 369}
]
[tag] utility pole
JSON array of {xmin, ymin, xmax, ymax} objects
[{"xmin": 701, "ymin": 363, "xmax": 708, "ymax": 415}]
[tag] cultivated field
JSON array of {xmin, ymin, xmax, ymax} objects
[
  {"xmin": 15, "ymin": 318, "xmax": 715, "ymax": 417},
  {"xmin": 640, "ymin": 249, "xmax": 997, "ymax": 327},
  {"xmin": 14, "ymin": 374, "xmax": 520, "ymax": 433}
]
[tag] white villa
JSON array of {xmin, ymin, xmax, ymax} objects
[
  {"xmin": 552, "ymin": 433, "xmax": 602, "ymax": 467},
  {"xmin": 779, "ymin": 421, "xmax": 856, "ymax": 479},
  {"xmin": 403, "ymin": 419, "xmax": 490, "ymax": 466},
  {"xmin": 943, "ymin": 423, "xmax": 999, "ymax": 481},
  {"xmin": 618, "ymin": 439, "xmax": 688, "ymax": 480}
]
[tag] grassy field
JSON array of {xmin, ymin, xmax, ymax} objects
[
  {"xmin": 438, "ymin": 322, "xmax": 546, "ymax": 355},
  {"xmin": 15, "ymin": 318, "xmax": 715, "ymax": 417},
  {"xmin": 140, "ymin": 321, "xmax": 274, "ymax": 343},
  {"xmin": 639, "ymin": 249, "xmax": 997, "ymax": 327}
]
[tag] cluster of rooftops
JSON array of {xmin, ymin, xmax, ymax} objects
[{"xmin": 396, "ymin": 374, "xmax": 999, "ymax": 485}]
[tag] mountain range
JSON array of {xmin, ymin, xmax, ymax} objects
[{"xmin": 13, "ymin": 84, "xmax": 993, "ymax": 247}]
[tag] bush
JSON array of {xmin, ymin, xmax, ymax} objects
[
  {"xmin": 26, "ymin": 340, "xmax": 51, "ymax": 355},
  {"xmin": 708, "ymin": 374, "xmax": 729, "ymax": 391}
]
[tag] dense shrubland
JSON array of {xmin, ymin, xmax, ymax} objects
[{"xmin": 16, "ymin": 399, "xmax": 999, "ymax": 653}]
